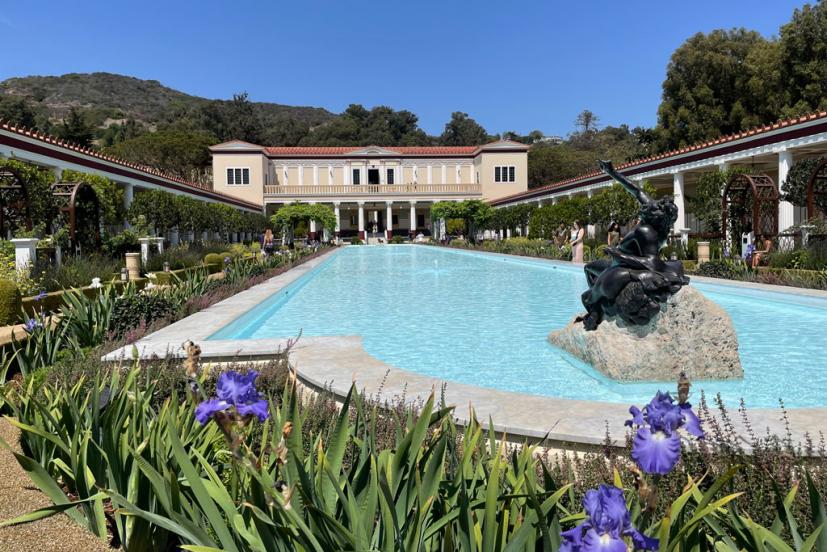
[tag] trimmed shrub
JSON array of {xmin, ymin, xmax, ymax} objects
[
  {"xmin": 204, "ymin": 253, "xmax": 225, "ymax": 265},
  {"xmin": 109, "ymin": 291, "xmax": 177, "ymax": 338},
  {"xmin": 0, "ymin": 279, "xmax": 21, "ymax": 325},
  {"xmin": 390, "ymin": 235, "xmax": 406, "ymax": 244}
]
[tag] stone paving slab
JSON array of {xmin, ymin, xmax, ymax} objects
[{"xmin": 104, "ymin": 245, "xmax": 827, "ymax": 450}]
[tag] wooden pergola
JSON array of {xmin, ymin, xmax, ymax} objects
[
  {"xmin": 0, "ymin": 166, "xmax": 33, "ymax": 237},
  {"xmin": 722, "ymin": 173, "xmax": 779, "ymax": 240},
  {"xmin": 51, "ymin": 181, "xmax": 102, "ymax": 249}
]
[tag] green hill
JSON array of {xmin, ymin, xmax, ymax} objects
[{"xmin": 0, "ymin": 72, "xmax": 336, "ymax": 139}]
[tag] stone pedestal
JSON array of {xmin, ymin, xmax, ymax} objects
[
  {"xmin": 549, "ymin": 287, "xmax": 742, "ymax": 381},
  {"xmin": 11, "ymin": 238, "xmax": 38, "ymax": 273},
  {"xmin": 697, "ymin": 241, "xmax": 710, "ymax": 264},
  {"xmin": 125, "ymin": 252, "xmax": 141, "ymax": 280},
  {"xmin": 139, "ymin": 237, "xmax": 152, "ymax": 264},
  {"xmin": 154, "ymin": 237, "xmax": 164, "ymax": 254}
]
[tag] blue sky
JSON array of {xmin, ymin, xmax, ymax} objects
[{"xmin": 0, "ymin": 0, "xmax": 808, "ymax": 138}]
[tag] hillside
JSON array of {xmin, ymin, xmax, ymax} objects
[{"xmin": 0, "ymin": 72, "xmax": 336, "ymax": 130}]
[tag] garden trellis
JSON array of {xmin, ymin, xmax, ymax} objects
[{"xmin": 722, "ymin": 173, "xmax": 779, "ymax": 239}]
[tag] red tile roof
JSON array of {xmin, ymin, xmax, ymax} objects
[
  {"xmin": 492, "ymin": 110, "xmax": 827, "ymax": 205},
  {"xmin": 264, "ymin": 145, "xmax": 481, "ymax": 156},
  {"xmin": 0, "ymin": 120, "xmax": 262, "ymax": 210}
]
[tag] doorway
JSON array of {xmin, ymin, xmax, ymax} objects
[{"xmin": 368, "ymin": 168, "xmax": 380, "ymax": 185}]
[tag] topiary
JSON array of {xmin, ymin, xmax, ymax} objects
[
  {"xmin": 204, "ymin": 253, "xmax": 225, "ymax": 265},
  {"xmin": 0, "ymin": 279, "xmax": 22, "ymax": 325}
]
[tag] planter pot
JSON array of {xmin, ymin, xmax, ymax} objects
[
  {"xmin": 10, "ymin": 238, "xmax": 39, "ymax": 272},
  {"xmin": 125, "ymin": 252, "xmax": 141, "ymax": 280}
]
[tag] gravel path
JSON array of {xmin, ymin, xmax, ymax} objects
[{"xmin": 0, "ymin": 417, "xmax": 112, "ymax": 551}]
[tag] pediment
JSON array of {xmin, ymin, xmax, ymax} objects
[
  {"xmin": 209, "ymin": 140, "xmax": 265, "ymax": 152},
  {"xmin": 478, "ymin": 140, "xmax": 530, "ymax": 151},
  {"xmin": 348, "ymin": 145, "xmax": 399, "ymax": 156}
]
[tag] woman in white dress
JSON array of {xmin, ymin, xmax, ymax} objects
[{"xmin": 570, "ymin": 220, "xmax": 585, "ymax": 263}]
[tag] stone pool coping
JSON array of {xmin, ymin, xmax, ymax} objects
[{"xmin": 104, "ymin": 245, "xmax": 827, "ymax": 449}]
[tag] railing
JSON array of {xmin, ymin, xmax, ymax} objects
[{"xmin": 264, "ymin": 183, "xmax": 482, "ymax": 196}]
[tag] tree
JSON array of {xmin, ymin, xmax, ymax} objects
[
  {"xmin": 299, "ymin": 104, "xmax": 431, "ymax": 146},
  {"xmin": 271, "ymin": 203, "xmax": 336, "ymax": 243},
  {"xmin": 527, "ymin": 143, "xmax": 595, "ymax": 187},
  {"xmin": 781, "ymin": 156, "xmax": 825, "ymax": 209},
  {"xmin": 656, "ymin": 29, "xmax": 777, "ymax": 151},
  {"xmin": 438, "ymin": 112, "xmax": 490, "ymax": 146},
  {"xmin": 590, "ymin": 183, "xmax": 645, "ymax": 227},
  {"xmin": 226, "ymin": 92, "xmax": 264, "ymax": 143},
  {"xmin": 0, "ymin": 158, "xmax": 56, "ymax": 236},
  {"xmin": 57, "ymin": 107, "xmax": 94, "ymax": 147},
  {"xmin": 104, "ymin": 130, "xmax": 218, "ymax": 184},
  {"xmin": 127, "ymin": 189, "xmax": 179, "ymax": 236},
  {"xmin": 0, "ymin": 96, "xmax": 37, "ymax": 128},
  {"xmin": 779, "ymin": 1, "xmax": 827, "ymax": 115}
]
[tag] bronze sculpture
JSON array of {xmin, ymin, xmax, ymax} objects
[{"xmin": 578, "ymin": 160, "xmax": 689, "ymax": 330}]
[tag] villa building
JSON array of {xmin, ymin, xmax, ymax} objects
[{"xmin": 210, "ymin": 140, "xmax": 529, "ymax": 239}]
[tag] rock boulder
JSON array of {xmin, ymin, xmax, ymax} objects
[{"xmin": 548, "ymin": 286, "xmax": 742, "ymax": 381}]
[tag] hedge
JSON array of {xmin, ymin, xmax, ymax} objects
[
  {"xmin": 0, "ymin": 279, "xmax": 21, "ymax": 325},
  {"xmin": 20, "ymin": 278, "xmax": 149, "ymax": 318}
]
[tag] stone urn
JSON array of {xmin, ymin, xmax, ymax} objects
[{"xmin": 549, "ymin": 286, "xmax": 742, "ymax": 382}]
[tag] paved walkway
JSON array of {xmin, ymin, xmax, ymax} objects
[{"xmin": 0, "ymin": 417, "xmax": 110, "ymax": 551}]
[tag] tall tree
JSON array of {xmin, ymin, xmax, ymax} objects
[
  {"xmin": 656, "ymin": 29, "xmax": 775, "ymax": 151},
  {"xmin": 779, "ymin": 0, "xmax": 827, "ymax": 115},
  {"xmin": 57, "ymin": 107, "xmax": 94, "ymax": 147},
  {"xmin": 0, "ymin": 96, "xmax": 37, "ymax": 128},
  {"xmin": 104, "ymin": 130, "xmax": 218, "ymax": 183},
  {"xmin": 438, "ymin": 112, "xmax": 490, "ymax": 146}
]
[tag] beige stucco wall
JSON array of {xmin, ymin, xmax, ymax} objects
[
  {"xmin": 212, "ymin": 152, "xmax": 267, "ymax": 204},
  {"xmin": 477, "ymin": 151, "xmax": 528, "ymax": 200}
]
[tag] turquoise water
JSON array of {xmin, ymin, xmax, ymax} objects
[{"xmin": 210, "ymin": 246, "xmax": 827, "ymax": 408}]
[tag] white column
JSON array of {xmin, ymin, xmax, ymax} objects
[
  {"xmin": 427, "ymin": 165, "xmax": 433, "ymax": 185},
  {"xmin": 282, "ymin": 165, "xmax": 288, "ymax": 185},
  {"xmin": 357, "ymin": 201, "xmax": 365, "ymax": 238},
  {"xmin": 410, "ymin": 201, "xmax": 417, "ymax": 234},
  {"xmin": 170, "ymin": 227, "xmax": 180, "ymax": 246},
  {"xmin": 313, "ymin": 165, "xmax": 319, "ymax": 186},
  {"xmin": 386, "ymin": 201, "xmax": 393, "ymax": 239},
  {"xmin": 298, "ymin": 165, "xmax": 304, "ymax": 186},
  {"xmin": 308, "ymin": 202, "xmax": 317, "ymax": 238},
  {"xmin": 778, "ymin": 150, "xmax": 794, "ymax": 233},
  {"xmin": 333, "ymin": 202, "xmax": 341, "ymax": 237},
  {"xmin": 441, "ymin": 164, "xmax": 447, "ymax": 184},
  {"xmin": 456, "ymin": 164, "xmax": 462, "ymax": 184},
  {"xmin": 672, "ymin": 171, "xmax": 688, "ymax": 241},
  {"xmin": 328, "ymin": 165, "xmax": 334, "ymax": 186},
  {"xmin": 344, "ymin": 163, "xmax": 350, "ymax": 185}
]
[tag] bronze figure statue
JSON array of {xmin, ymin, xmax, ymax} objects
[{"xmin": 577, "ymin": 160, "xmax": 689, "ymax": 330}]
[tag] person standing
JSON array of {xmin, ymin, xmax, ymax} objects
[
  {"xmin": 607, "ymin": 221, "xmax": 621, "ymax": 247},
  {"xmin": 571, "ymin": 220, "xmax": 585, "ymax": 263}
]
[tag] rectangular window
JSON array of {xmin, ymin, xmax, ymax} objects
[
  {"xmin": 387, "ymin": 168, "xmax": 395, "ymax": 185},
  {"xmin": 227, "ymin": 167, "xmax": 250, "ymax": 185},
  {"xmin": 352, "ymin": 168, "xmax": 361, "ymax": 185},
  {"xmin": 494, "ymin": 166, "xmax": 516, "ymax": 183}
]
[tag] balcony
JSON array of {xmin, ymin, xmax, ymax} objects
[{"xmin": 263, "ymin": 183, "xmax": 482, "ymax": 199}]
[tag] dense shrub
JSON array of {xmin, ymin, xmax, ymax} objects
[
  {"xmin": 109, "ymin": 290, "xmax": 177, "ymax": 338},
  {"xmin": 390, "ymin": 235, "xmax": 406, "ymax": 244},
  {"xmin": 694, "ymin": 259, "xmax": 742, "ymax": 279},
  {"xmin": 204, "ymin": 252, "xmax": 230, "ymax": 265},
  {"xmin": 102, "ymin": 228, "xmax": 140, "ymax": 256},
  {"xmin": 36, "ymin": 253, "xmax": 122, "ymax": 292},
  {"xmin": 0, "ymin": 278, "xmax": 21, "ymax": 325},
  {"xmin": 145, "ymin": 244, "xmax": 203, "ymax": 272}
]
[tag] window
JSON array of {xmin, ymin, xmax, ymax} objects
[
  {"xmin": 227, "ymin": 167, "xmax": 250, "ymax": 185},
  {"xmin": 352, "ymin": 168, "xmax": 361, "ymax": 185},
  {"xmin": 494, "ymin": 165, "xmax": 516, "ymax": 183},
  {"xmin": 387, "ymin": 168, "xmax": 395, "ymax": 185},
  {"xmin": 392, "ymin": 215, "xmax": 399, "ymax": 225},
  {"xmin": 417, "ymin": 214, "xmax": 425, "ymax": 227}
]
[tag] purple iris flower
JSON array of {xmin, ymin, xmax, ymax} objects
[
  {"xmin": 34, "ymin": 290, "xmax": 48, "ymax": 302},
  {"xmin": 560, "ymin": 485, "xmax": 658, "ymax": 552},
  {"xmin": 195, "ymin": 370, "xmax": 269, "ymax": 424},
  {"xmin": 23, "ymin": 318, "xmax": 42, "ymax": 333},
  {"xmin": 626, "ymin": 391, "xmax": 703, "ymax": 475}
]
